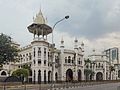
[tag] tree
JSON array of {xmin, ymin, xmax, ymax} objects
[
  {"xmin": 12, "ymin": 68, "xmax": 29, "ymax": 83},
  {"xmin": 84, "ymin": 69, "xmax": 93, "ymax": 80},
  {"xmin": 12, "ymin": 68, "xmax": 29, "ymax": 78},
  {"xmin": 84, "ymin": 58, "xmax": 91, "ymax": 65},
  {"xmin": 0, "ymin": 33, "xmax": 18, "ymax": 65}
]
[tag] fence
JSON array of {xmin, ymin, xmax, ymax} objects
[{"xmin": 0, "ymin": 80, "xmax": 120, "ymax": 90}]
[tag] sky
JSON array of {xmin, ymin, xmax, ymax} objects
[{"xmin": 0, "ymin": 0, "xmax": 120, "ymax": 55}]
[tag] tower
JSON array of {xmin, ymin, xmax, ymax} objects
[
  {"xmin": 27, "ymin": 9, "xmax": 52, "ymax": 83},
  {"xmin": 59, "ymin": 37, "xmax": 65, "ymax": 81}
]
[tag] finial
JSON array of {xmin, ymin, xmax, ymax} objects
[
  {"xmin": 74, "ymin": 37, "xmax": 78, "ymax": 43},
  {"xmin": 61, "ymin": 36, "xmax": 64, "ymax": 44},
  {"xmin": 81, "ymin": 41, "xmax": 84, "ymax": 47},
  {"xmin": 93, "ymin": 49, "xmax": 95, "ymax": 52},
  {"xmin": 33, "ymin": 8, "xmax": 46, "ymax": 24}
]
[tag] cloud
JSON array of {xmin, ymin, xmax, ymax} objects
[{"xmin": 0, "ymin": 0, "xmax": 120, "ymax": 56}]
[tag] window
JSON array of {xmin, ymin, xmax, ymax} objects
[
  {"xmin": 98, "ymin": 63, "xmax": 100, "ymax": 68},
  {"xmin": 38, "ymin": 47, "xmax": 41, "ymax": 57},
  {"xmin": 68, "ymin": 56, "xmax": 71, "ymax": 63},
  {"xmin": 65, "ymin": 57, "xmax": 67, "ymax": 63},
  {"xmin": 38, "ymin": 59, "xmax": 41, "ymax": 64},
  {"xmin": 29, "ymin": 53, "xmax": 32, "ymax": 60},
  {"xmin": 44, "ymin": 48, "xmax": 46, "ymax": 57},
  {"xmin": 44, "ymin": 60, "xmax": 46, "ymax": 65},
  {"xmin": 55, "ymin": 56, "xmax": 59, "ymax": 63},
  {"xmin": 33, "ymin": 60, "xmax": 35, "ymax": 65},
  {"xmin": 34, "ymin": 48, "xmax": 35, "ymax": 57},
  {"xmin": 72, "ymin": 57, "xmax": 74, "ymax": 64},
  {"xmin": 78, "ymin": 61, "xmax": 80, "ymax": 64}
]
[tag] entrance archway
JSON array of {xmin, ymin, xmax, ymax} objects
[
  {"xmin": 55, "ymin": 72, "xmax": 58, "ymax": 82},
  {"xmin": 44, "ymin": 70, "xmax": 46, "ymax": 83},
  {"xmin": 118, "ymin": 70, "xmax": 120, "ymax": 78},
  {"xmin": 96, "ymin": 72, "xmax": 103, "ymax": 80},
  {"xmin": 66, "ymin": 69, "xmax": 73, "ymax": 82},
  {"xmin": 48, "ymin": 71, "xmax": 51, "ymax": 83},
  {"xmin": 38, "ymin": 70, "xmax": 41, "ymax": 84},
  {"xmin": 78, "ymin": 69, "xmax": 81, "ymax": 81},
  {"xmin": 1, "ymin": 71, "xmax": 7, "ymax": 76}
]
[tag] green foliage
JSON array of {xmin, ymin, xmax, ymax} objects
[
  {"xmin": 84, "ymin": 58, "xmax": 91, "ymax": 65},
  {"xmin": 12, "ymin": 68, "xmax": 29, "ymax": 78},
  {"xmin": 84, "ymin": 69, "xmax": 95, "ymax": 80},
  {"xmin": 84, "ymin": 69, "xmax": 93, "ymax": 75},
  {"xmin": 22, "ymin": 64, "xmax": 31, "ymax": 70},
  {"xmin": 0, "ymin": 33, "xmax": 18, "ymax": 64}
]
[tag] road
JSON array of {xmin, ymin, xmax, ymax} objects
[{"xmin": 67, "ymin": 83, "xmax": 120, "ymax": 90}]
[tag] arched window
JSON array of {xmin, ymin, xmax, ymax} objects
[
  {"xmin": 44, "ymin": 70, "xmax": 46, "ymax": 83},
  {"xmin": 98, "ymin": 63, "xmax": 100, "ymax": 68},
  {"xmin": 44, "ymin": 48, "xmax": 46, "ymax": 57},
  {"xmin": 34, "ymin": 48, "xmax": 35, "ymax": 57},
  {"xmin": 44, "ymin": 60, "xmax": 46, "ymax": 65},
  {"xmin": 38, "ymin": 59, "xmax": 41, "ymax": 64},
  {"xmin": 34, "ymin": 70, "xmax": 36, "ymax": 83},
  {"xmin": 72, "ymin": 57, "xmax": 74, "ymax": 64},
  {"xmin": 1, "ymin": 71, "xmax": 6, "ymax": 76},
  {"xmin": 65, "ymin": 57, "xmax": 67, "ymax": 63},
  {"xmin": 68, "ymin": 56, "xmax": 71, "ymax": 63},
  {"xmin": 38, "ymin": 47, "xmax": 41, "ymax": 57}
]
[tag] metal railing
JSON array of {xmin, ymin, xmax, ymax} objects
[{"xmin": 1, "ymin": 80, "xmax": 120, "ymax": 90}]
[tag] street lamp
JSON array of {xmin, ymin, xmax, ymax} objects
[
  {"xmin": 51, "ymin": 15, "xmax": 69, "ymax": 90},
  {"xmin": 52, "ymin": 15, "xmax": 69, "ymax": 44}
]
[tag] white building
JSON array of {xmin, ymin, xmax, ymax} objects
[
  {"xmin": 86, "ymin": 48, "xmax": 120, "ymax": 81},
  {"xmin": 2, "ymin": 9, "xmax": 120, "ymax": 82},
  {"xmin": 0, "ymin": 10, "xmax": 84, "ymax": 83}
]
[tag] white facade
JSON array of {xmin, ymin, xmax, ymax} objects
[
  {"xmin": 5, "ymin": 10, "xmax": 84, "ymax": 83},
  {"xmin": 2, "ymin": 9, "xmax": 120, "ymax": 82}
]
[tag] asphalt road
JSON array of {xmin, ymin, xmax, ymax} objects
[{"xmin": 67, "ymin": 83, "xmax": 120, "ymax": 90}]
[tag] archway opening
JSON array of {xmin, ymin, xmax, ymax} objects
[
  {"xmin": 66, "ymin": 69, "xmax": 73, "ymax": 82},
  {"xmin": 55, "ymin": 72, "xmax": 58, "ymax": 82},
  {"xmin": 118, "ymin": 70, "xmax": 120, "ymax": 78},
  {"xmin": 1, "ymin": 71, "xmax": 7, "ymax": 76},
  {"xmin": 44, "ymin": 70, "xmax": 46, "ymax": 83},
  {"xmin": 33, "ymin": 70, "xmax": 36, "ymax": 83},
  {"xmin": 96, "ymin": 72, "xmax": 103, "ymax": 81},
  {"xmin": 78, "ymin": 69, "xmax": 81, "ymax": 81},
  {"xmin": 48, "ymin": 71, "xmax": 51, "ymax": 83},
  {"xmin": 38, "ymin": 70, "xmax": 41, "ymax": 84}
]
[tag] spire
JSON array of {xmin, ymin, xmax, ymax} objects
[
  {"xmin": 60, "ymin": 37, "xmax": 64, "ymax": 48},
  {"xmin": 33, "ymin": 9, "xmax": 46, "ymax": 24},
  {"xmin": 74, "ymin": 38, "xmax": 78, "ymax": 49},
  {"xmin": 81, "ymin": 41, "xmax": 84, "ymax": 52},
  {"xmin": 61, "ymin": 37, "xmax": 64, "ymax": 44},
  {"xmin": 74, "ymin": 37, "xmax": 78, "ymax": 43}
]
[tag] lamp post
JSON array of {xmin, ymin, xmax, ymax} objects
[
  {"xmin": 52, "ymin": 15, "xmax": 69, "ymax": 44},
  {"xmin": 51, "ymin": 15, "xmax": 69, "ymax": 90}
]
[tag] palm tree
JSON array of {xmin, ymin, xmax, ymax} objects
[{"xmin": 84, "ymin": 69, "xmax": 93, "ymax": 81}]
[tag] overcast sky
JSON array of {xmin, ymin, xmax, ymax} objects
[{"xmin": 0, "ymin": 0, "xmax": 120, "ymax": 55}]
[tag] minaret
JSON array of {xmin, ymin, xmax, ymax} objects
[
  {"xmin": 60, "ymin": 37, "xmax": 64, "ymax": 81},
  {"xmin": 81, "ymin": 42, "xmax": 84, "ymax": 52},
  {"xmin": 74, "ymin": 38, "xmax": 78, "ymax": 49},
  {"xmin": 27, "ymin": 9, "xmax": 52, "ymax": 83},
  {"xmin": 74, "ymin": 38, "xmax": 78, "ymax": 80},
  {"xmin": 60, "ymin": 37, "xmax": 64, "ymax": 48}
]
